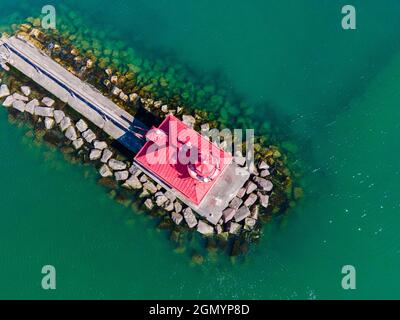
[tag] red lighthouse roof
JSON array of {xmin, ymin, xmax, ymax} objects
[{"xmin": 134, "ymin": 115, "xmax": 232, "ymax": 205}]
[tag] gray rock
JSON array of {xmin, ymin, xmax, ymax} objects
[
  {"xmin": 44, "ymin": 117, "xmax": 55, "ymax": 130},
  {"xmin": 12, "ymin": 100, "xmax": 25, "ymax": 112},
  {"xmin": 64, "ymin": 126, "xmax": 77, "ymax": 141},
  {"xmin": 89, "ymin": 148, "xmax": 102, "ymax": 160},
  {"xmin": 183, "ymin": 208, "xmax": 198, "ymax": 228},
  {"xmin": 229, "ymin": 197, "xmax": 243, "ymax": 210},
  {"xmin": 128, "ymin": 163, "xmax": 140, "ymax": 175},
  {"xmin": 34, "ymin": 106, "xmax": 54, "ymax": 117},
  {"xmin": 21, "ymin": 86, "xmax": 31, "ymax": 96},
  {"xmin": 174, "ymin": 202, "xmax": 182, "ymax": 213},
  {"xmin": 143, "ymin": 181, "xmax": 157, "ymax": 194},
  {"xmin": 144, "ymin": 198, "xmax": 154, "ymax": 210},
  {"xmin": 161, "ymin": 104, "xmax": 169, "ymax": 113},
  {"xmin": 197, "ymin": 220, "xmax": 214, "ymax": 235},
  {"xmin": 236, "ymin": 187, "xmax": 246, "ymax": 199},
  {"xmin": 155, "ymin": 195, "xmax": 168, "ymax": 207},
  {"xmin": 164, "ymin": 190, "xmax": 177, "ymax": 203},
  {"xmin": 42, "ymin": 97, "xmax": 55, "ymax": 107},
  {"xmin": 245, "ymin": 181, "xmax": 257, "ymax": 194},
  {"xmin": 234, "ymin": 206, "xmax": 251, "ymax": 222},
  {"xmin": 111, "ymin": 86, "xmax": 121, "ymax": 96},
  {"xmin": 171, "ymin": 212, "xmax": 183, "ymax": 225},
  {"xmin": 2, "ymin": 95, "xmax": 15, "ymax": 107},
  {"xmin": 122, "ymin": 175, "xmax": 142, "ymax": 189},
  {"xmin": 82, "ymin": 129, "xmax": 96, "ymax": 143},
  {"xmin": 108, "ymin": 159, "xmax": 127, "ymax": 170},
  {"xmin": 223, "ymin": 207, "xmax": 236, "ymax": 223},
  {"xmin": 182, "ymin": 115, "xmax": 195, "ymax": 128},
  {"xmin": 76, "ymin": 119, "xmax": 88, "ymax": 132},
  {"xmin": 99, "ymin": 164, "xmax": 113, "ymax": 177},
  {"xmin": 25, "ymin": 99, "xmax": 39, "ymax": 114},
  {"xmin": 251, "ymin": 205, "xmax": 260, "ymax": 220},
  {"xmin": 244, "ymin": 193, "xmax": 258, "ymax": 207},
  {"xmin": 115, "ymin": 170, "xmax": 129, "ymax": 181},
  {"xmin": 13, "ymin": 93, "xmax": 29, "ymax": 102},
  {"xmin": 94, "ymin": 140, "xmax": 107, "ymax": 150},
  {"xmin": 260, "ymin": 169, "xmax": 270, "ymax": 177},
  {"xmin": 258, "ymin": 160, "xmax": 270, "ymax": 170},
  {"xmin": 228, "ymin": 221, "xmax": 242, "ymax": 235},
  {"xmin": 0, "ymin": 84, "xmax": 10, "ymax": 98},
  {"xmin": 72, "ymin": 138, "xmax": 84, "ymax": 150},
  {"xmin": 119, "ymin": 92, "xmax": 129, "ymax": 102},
  {"xmin": 244, "ymin": 217, "xmax": 257, "ymax": 230},
  {"xmin": 53, "ymin": 110, "xmax": 65, "ymax": 124},
  {"xmin": 253, "ymin": 177, "xmax": 273, "ymax": 192},
  {"xmin": 164, "ymin": 201, "xmax": 174, "ymax": 212},
  {"xmin": 101, "ymin": 149, "xmax": 113, "ymax": 163},
  {"xmin": 129, "ymin": 93, "xmax": 139, "ymax": 103},
  {"xmin": 139, "ymin": 175, "xmax": 148, "ymax": 183},
  {"xmin": 258, "ymin": 193, "xmax": 270, "ymax": 208},
  {"xmin": 215, "ymin": 224, "xmax": 223, "ymax": 234}
]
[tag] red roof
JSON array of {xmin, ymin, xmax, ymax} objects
[{"xmin": 134, "ymin": 115, "xmax": 232, "ymax": 205}]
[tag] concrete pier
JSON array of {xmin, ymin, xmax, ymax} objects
[{"xmin": 0, "ymin": 35, "xmax": 148, "ymax": 152}]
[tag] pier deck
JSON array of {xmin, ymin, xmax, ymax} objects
[{"xmin": 0, "ymin": 35, "xmax": 147, "ymax": 152}]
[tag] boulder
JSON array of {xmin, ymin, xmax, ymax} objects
[
  {"xmin": 183, "ymin": 208, "xmax": 197, "ymax": 228},
  {"xmin": 111, "ymin": 86, "xmax": 121, "ymax": 96},
  {"xmin": 108, "ymin": 159, "xmax": 127, "ymax": 170},
  {"xmin": 197, "ymin": 220, "xmax": 214, "ymax": 235},
  {"xmin": 244, "ymin": 193, "xmax": 258, "ymax": 207},
  {"xmin": 161, "ymin": 105, "xmax": 169, "ymax": 113},
  {"xmin": 114, "ymin": 170, "xmax": 129, "ymax": 181},
  {"xmin": 164, "ymin": 190, "xmax": 177, "ymax": 203},
  {"xmin": 223, "ymin": 207, "xmax": 236, "ymax": 223},
  {"xmin": 21, "ymin": 86, "xmax": 31, "ymax": 96},
  {"xmin": 75, "ymin": 119, "xmax": 88, "ymax": 132},
  {"xmin": 42, "ymin": 97, "xmax": 55, "ymax": 107},
  {"xmin": 128, "ymin": 163, "xmax": 140, "ymax": 175},
  {"xmin": 155, "ymin": 194, "xmax": 168, "ymax": 207},
  {"xmin": 144, "ymin": 198, "xmax": 154, "ymax": 210},
  {"xmin": 229, "ymin": 197, "xmax": 243, "ymax": 210},
  {"xmin": 0, "ymin": 84, "xmax": 10, "ymax": 98},
  {"xmin": 171, "ymin": 212, "xmax": 183, "ymax": 225},
  {"xmin": 245, "ymin": 181, "xmax": 257, "ymax": 194},
  {"xmin": 139, "ymin": 175, "xmax": 148, "ymax": 183},
  {"xmin": 174, "ymin": 202, "xmax": 182, "ymax": 213},
  {"xmin": 129, "ymin": 93, "xmax": 139, "ymax": 103},
  {"xmin": 53, "ymin": 110, "xmax": 65, "ymax": 124},
  {"xmin": 228, "ymin": 222, "xmax": 242, "ymax": 235},
  {"xmin": 72, "ymin": 138, "xmax": 84, "ymax": 149},
  {"xmin": 2, "ymin": 95, "xmax": 15, "ymax": 107},
  {"xmin": 12, "ymin": 100, "xmax": 25, "ymax": 112},
  {"xmin": 34, "ymin": 106, "xmax": 54, "ymax": 117},
  {"xmin": 244, "ymin": 217, "xmax": 256, "ymax": 230},
  {"xmin": 89, "ymin": 148, "xmax": 102, "ymax": 160},
  {"xmin": 258, "ymin": 160, "xmax": 270, "ymax": 170},
  {"xmin": 164, "ymin": 201, "xmax": 175, "ymax": 212},
  {"xmin": 143, "ymin": 181, "xmax": 157, "ymax": 194},
  {"xmin": 182, "ymin": 115, "xmax": 195, "ymax": 128},
  {"xmin": 234, "ymin": 156, "xmax": 246, "ymax": 166},
  {"xmin": 94, "ymin": 140, "xmax": 107, "ymax": 150},
  {"xmin": 236, "ymin": 187, "xmax": 246, "ymax": 199},
  {"xmin": 82, "ymin": 129, "xmax": 96, "ymax": 143},
  {"xmin": 64, "ymin": 126, "xmax": 78, "ymax": 141},
  {"xmin": 253, "ymin": 177, "xmax": 273, "ymax": 192},
  {"xmin": 122, "ymin": 175, "xmax": 142, "ymax": 189},
  {"xmin": 215, "ymin": 224, "xmax": 223, "ymax": 234},
  {"xmin": 258, "ymin": 193, "xmax": 269, "ymax": 208},
  {"xmin": 99, "ymin": 164, "xmax": 113, "ymax": 177},
  {"xmin": 13, "ymin": 93, "xmax": 29, "ymax": 102},
  {"xmin": 234, "ymin": 206, "xmax": 251, "ymax": 222},
  {"xmin": 25, "ymin": 99, "xmax": 39, "ymax": 114},
  {"xmin": 44, "ymin": 117, "xmax": 55, "ymax": 130},
  {"xmin": 101, "ymin": 149, "xmax": 113, "ymax": 163}
]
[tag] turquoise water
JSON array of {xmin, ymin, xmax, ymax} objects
[{"xmin": 1, "ymin": 0, "xmax": 400, "ymax": 299}]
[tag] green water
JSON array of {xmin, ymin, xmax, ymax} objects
[{"xmin": 1, "ymin": 0, "xmax": 400, "ymax": 299}]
